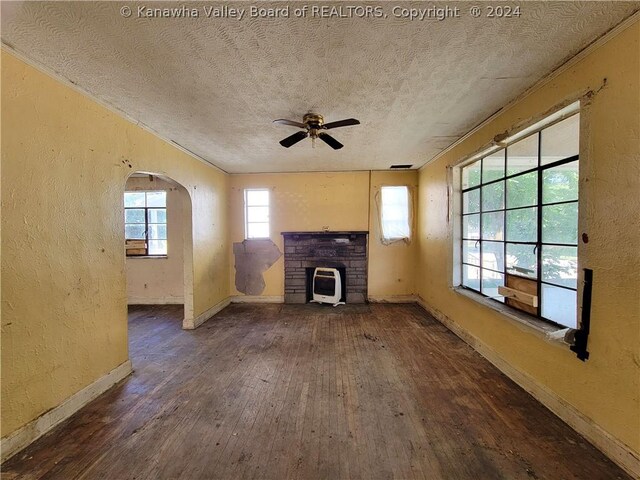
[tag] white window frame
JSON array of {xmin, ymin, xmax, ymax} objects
[
  {"xmin": 124, "ymin": 190, "xmax": 168, "ymax": 256},
  {"xmin": 451, "ymin": 101, "xmax": 582, "ymax": 330},
  {"xmin": 244, "ymin": 188, "xmax": 270, "ymax": 239},
  {"xmin": 379, "ymin": 185, "xmax": 412, "ymax": 244}
]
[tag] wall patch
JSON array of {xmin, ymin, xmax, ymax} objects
[{"xmin": 233, "ymin": 239, "xmax": 282, "ymax": 295}]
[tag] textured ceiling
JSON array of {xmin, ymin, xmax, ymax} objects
[{"xmin": 2, "ymin": 2, "xmax": 638, "ymax": 173}]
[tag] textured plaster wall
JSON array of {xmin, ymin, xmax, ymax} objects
[
  {"xmin": 229, "ymin": 172, "xmax": 369, "ymax": 297},
  {"xmin": 416, "ymin": 22, "xmax": 640, "ymax": 452},
  {"xmin": 0, "ymin": 51, "xmax": 230, "ymax": 438},
  {"xmin": 125, "ymin": 176, "xmax": 185, "ymax": 304},
  {"xmin": 229, "ymin": 171, "xmax": 418, "ymax": 299},
  {"xmin": 368, "ymin": 170, "xmax": 418, "ymax": 299}
]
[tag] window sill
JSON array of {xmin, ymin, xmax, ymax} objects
[
  {"xmin": 381, "ymin": 237, "xmax": 411, "ymax": 245},
  {"xmin": 452, "ymin": 286, "xmax": 572, "ymax": 344},
  {"xmin": 126, "ymin": 255, "xmax": 168, "ymax": 259}
]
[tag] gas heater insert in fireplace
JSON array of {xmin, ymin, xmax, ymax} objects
[{"xmin": 311, "ymin": 267, "xmax": 345, "ymax": 307}]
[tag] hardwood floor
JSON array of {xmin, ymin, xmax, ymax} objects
[{"xmin": 2, "ymin": 303, "xmax": 631, "ymax": 479}]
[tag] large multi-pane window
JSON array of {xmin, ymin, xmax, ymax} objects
[
  {"xmin": 244, "ymin": 189, "xmax": 270, "ymax": 239},
  {"xmin": 380, "ymin": 186, "xmax": 411, "ymax": 242},
  {"xmin": 124, "ymin": 191, "xmax": 167, "ymax": 256},
  {"xmin": 460, "ymin": 112, "xmax": 580, "ymax": 328}
]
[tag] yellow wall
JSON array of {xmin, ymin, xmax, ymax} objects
[
  {"xmin": 368, "ymin": 170, "xmax": 418, "ymax": 299},
  {"xmin": 0, "ymin": 51, "xmax": 230, "ymax": 437},
  {"xmin": 229, "ymin": 171, "xmax": 417, "ymax": 299},
  {"xmin": 416, "ymin": 22, "xmax": 640, "ymax": 453},
  {"xmin": 229, "ymin": 172, "xmax": 369, "ymax": 297},
  {"xmin": 125, "ymin": 176, "xmax": 186, "ymax": 304}
]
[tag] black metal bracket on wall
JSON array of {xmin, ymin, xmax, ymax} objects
[{"xmin": 570, "ymin": 269, "xmax": 593, "ymax": 361}]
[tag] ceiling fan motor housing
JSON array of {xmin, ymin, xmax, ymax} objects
[{"xmin": 303, "ymin": 113, "xmax": 324, "ymax": 137}]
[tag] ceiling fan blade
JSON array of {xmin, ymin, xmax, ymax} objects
[
  {"xmin": 279, "ymin": 131, "xmax": 308, "ymax": 148},
  {"xmin": 323, "ymin": 118, "xmax": 360, "ymax": 130},
  {"xmin": 273, "ymin": 119, "xmax": 307, "ymax": 129},
  {"xmin": 318, "ymin": 133, "xmax": 344, "ymax": 150}
]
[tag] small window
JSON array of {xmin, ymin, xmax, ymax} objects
[
  {"xmin": 380, "ymin": 186, "xmax": 411, "ymax": 243},
  {"xmin": 245, "ymin": 189, "xmax": 270, "ymax": 239},
  {"xmin": 124, "ymin": 191, "xmax": 167, "ymax": 256},
  {"xmin": 459, "ymin": 111, "xmax": 580, "ymax": 328}
]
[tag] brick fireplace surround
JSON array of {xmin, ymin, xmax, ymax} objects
[{"xmin": 282, "ymin": 231, "xmax": 368, "ymax": 304}]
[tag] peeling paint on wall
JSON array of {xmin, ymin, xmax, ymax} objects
[{"xmin": 233, "ymin": 239, "xmax": 282, "ymax": 295}]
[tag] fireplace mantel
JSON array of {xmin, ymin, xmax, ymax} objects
[{"xmin": 281, "ymin": 231, "xmax": 368, "ymax": 237}]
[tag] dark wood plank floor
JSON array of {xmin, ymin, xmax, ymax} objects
[{"xmin": 2, "ymin": 303, "xmax": 631, "ymax": 480}]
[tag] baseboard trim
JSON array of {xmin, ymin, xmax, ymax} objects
[
  {"xmin": 230, "ymin": 295, "xmax": 284, "ymax": 304},
  {"xmin": 1, "ymin": 360, "xmax": 133, "ymax": 464},
  {"xmin": 187, "ymin": 297, "xmax": 232, "ymax": 329},
  {"xmin": 415, "ymin": 297, "xmax": 640, "ymax": 478},
  {"xmin": 368, "ymin": 294, "xmax": 418, "ymax": 304},
  {"xmin": 127, "ymin": 297, "xmax": 183, "ymax": 305}
]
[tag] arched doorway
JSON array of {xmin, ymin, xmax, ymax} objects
[{"xmin": 123, "ymin": 172, "xmax": 194, "ymax": 328}]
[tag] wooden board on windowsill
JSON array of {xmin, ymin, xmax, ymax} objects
[
  {"xmin": 501, "ymin": 275, "xmax": 538, "ymax": 314},
  {"xmin": 125, "ymin": 240, "xmax": 146, "ymax": 256}
]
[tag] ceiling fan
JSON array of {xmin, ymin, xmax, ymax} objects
[{"xmin": 273, "ymin": 113, "xmax": 360, "ymax": 150}]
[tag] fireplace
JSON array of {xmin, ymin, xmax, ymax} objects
[{"xmin": 282, "ymin": 231, "xmax": 368, "ymax": 304}]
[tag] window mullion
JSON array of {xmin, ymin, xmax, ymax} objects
[
  {"xmin": 502, "ymin": 149, "xmax": 507, "ymax": 298},
  {"xmin": 144, "ymin": 206, "xmax": 149, "ymax": 255},
  {"xmin": 536, "ymin": 131, "xmax": 543, "ymax": 317},
  {"xmin": 479, "ymin": 158, "xmax": 483, "ymax": 294},
  {"xmin": 144, "ymin": 192, "xmax": 149, "ymax": 256}
]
